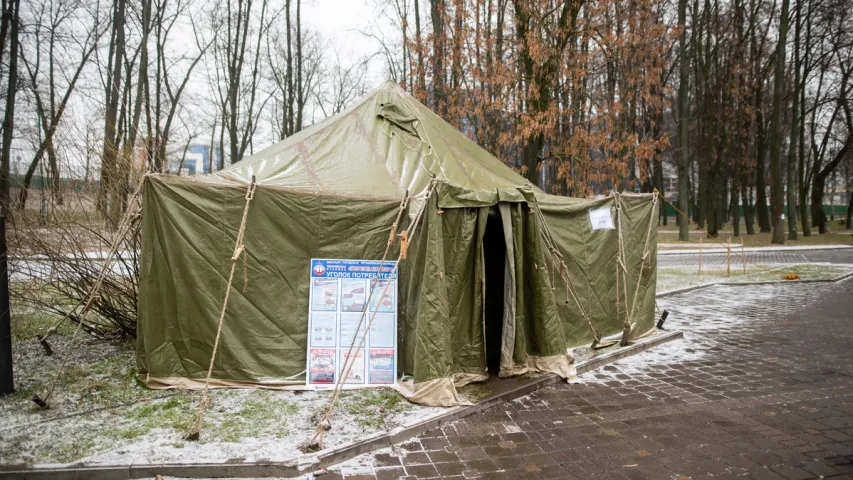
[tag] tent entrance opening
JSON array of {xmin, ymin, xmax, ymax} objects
[{"xmin": 483, "ymin": 206, "xmax": 506, "ymax": 374}]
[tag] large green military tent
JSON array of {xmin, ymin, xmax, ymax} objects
[{"xmin": 137, "ymin": 81, "xmax": 659, "ymax": 406}]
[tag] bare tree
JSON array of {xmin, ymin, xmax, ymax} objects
[
  {"xmin": 97, "ymin": 0, "xmax": 126, "ymax": 228},
  {"xmin": 209, "ymin": 0, "xmax": 275, "ymax": 165},
  {"xmin": 314, "ymin": 51, "xmax": 372, "ymax": 117},
  {"xmin": 266, "ymin": 0, "xmax": 320, "ymax": 141},
  {"xmin": 676, "ymin": 0, "xmax": 690, "ymax": 241},
  {"xmin": 0, "ymin": 0, "xmax": 21, "ymax": 213},
  {"xmin": 768, "ymin": 0, "xmax": 791, "ymax": 244},
  {"xmin": 148, "ymin": 0, "xmax": 210, "ymax": 172},
  {"xmin": 17, "ymin": 0, "xmax": 104, "ymax": 209}
]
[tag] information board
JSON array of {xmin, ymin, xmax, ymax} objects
[{"xmin": 307, "ymin": 259, "xmax": 398, "ymax": 387}]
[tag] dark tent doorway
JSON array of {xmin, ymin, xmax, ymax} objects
[{"xmin": 483, "ymin": 206, "xmax": 507, "ymax": 374}]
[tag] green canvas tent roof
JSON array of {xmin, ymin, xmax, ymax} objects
[
  {"xmin": 137, "ymin": 81, "xmax": 659, "ymax": 407},
  {"xmin": 197, "ymin": 80, "xmax": 537, "ymax": 200}
]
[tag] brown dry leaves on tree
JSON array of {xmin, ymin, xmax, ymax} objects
[{"xmin": 404, "ymin": 0, "xmax": 672, "ymax": 196}]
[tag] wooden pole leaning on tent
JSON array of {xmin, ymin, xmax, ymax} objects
[
  {"xmin": 187, "ymin": 176, "xmax": 257, "ymax": 441},
  {"xmin": 529, "ymin": 196, "xmax": 614, "ymax": 350},
  {"xmin": 306, "ymin": 185, "xmax": 431, "ymax": 452},
  {"xmin": 32, "ymin": 174, "xmax": 149, "ymax": 409},
  {"xmin": 618, "ymin": 193, "xmax": 658, "ymax": 347}
]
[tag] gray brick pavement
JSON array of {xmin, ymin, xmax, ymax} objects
[{"xmin": 322, "ymin": 278, "xmax": 853, "ymax": 479}]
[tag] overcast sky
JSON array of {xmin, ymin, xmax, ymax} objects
[
  {"xmin": 302, "ymin": 0, "xmax": 391, "ymax": 79},
  {"xmin": 11, "ymin": 0, "xmax": 398, "ymax": 178}
]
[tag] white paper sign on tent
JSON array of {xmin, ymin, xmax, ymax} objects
[{"xmin": 588, "ymin": 207, "xmax": 614, "ymax": 230}]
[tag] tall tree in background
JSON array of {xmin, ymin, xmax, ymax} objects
[
  {"xmin": 147, "ymin": 0, "xmax": 209, "ymax": 173},
  {"xmin": 210, "ymin": 0, "xmax": 273, "ymax": 165},
  {"xmin": 17, "ymin": 0, "xmax": 103, "ymax": 209},
  {"xmin": 676, "ymin": 0, "xmax": 690, "ymax": 241},
  {"xmin": 268, "ymin": 0, "xmax": 320, "ymax": 140},
  {"xmin": 512, "ymin": 0, "xmax": 583, "ymax": 185},
  {"xmin": 396, "ymin": 0, "xmax": 670, "ymax": 196},
  {"xmin": 787, "ymin": 0, "xmax": 801, "ymax": 240},
  {"xmin": 0, "ymin": 0, "xmax": 20, "ymax": 213},
  {"xmin": 98, "ymin": 0, "xmax": 126, "ymax": 228},
  {"xmin": 768, "ymin": 0, "xmax": 790, "ymax": 244},
  {"xmin": 429, "ymin": 0, "xmax": 446, "ymax": 115}
]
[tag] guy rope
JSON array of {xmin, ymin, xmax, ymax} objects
[
  {"xmin": 306, "ymin": 180, "xmax": 436, "ymax": 451},
  {"xmin": 187, "ymin": 177, "xmax": 257, "ymax": 441},
  {"xmin": 531, "ymin": 195, "xmax": 614, "ymax": 350},
  {"xmin": 614, "ymin": 192, "xmax": 658, "ymax": 346},
  {"xmin": 533, "ymin": 191, "xmax": 657, "ymax": 350}
]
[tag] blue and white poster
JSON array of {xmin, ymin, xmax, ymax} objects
[{"xmin": 307, "ymin": 259, "xmax": 398, "ymax": 387}]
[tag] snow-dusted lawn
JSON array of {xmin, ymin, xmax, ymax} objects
[
  {"xmin": 657, "ymin": 262, "xmax": 851, "ymax": 294},
  {"xmin": 0, "ymin": 313, "xmax": 448, "ymax": 466},
  {"xmin": 5, "ymin": 259, "xmax": 848, "ymax": 468}
]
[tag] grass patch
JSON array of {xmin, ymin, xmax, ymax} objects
[
  {"xmin": 339, "ymin": 389, "xmax": 410, "ymax": 429},
  {"xmin": 1, "ymin": 396, "xmax": 193, "ymax": 465},
  {"xmin": 126, "ymin": 396, "xmax": 194, "ymax": 432},
  {"xmin": 9, "ymin": 311, "xmax": 72, "ymax": 341},
  {"xmin": 657, "ymin": 263, "xmax": 849, "ymax": 292},
  {"xmin": 211, "ymin": 391, "xmax": 299, "ymax": 443},
  {"xmin": 46, "ymin": 435, "xmax": 98, "ymax": 464}
]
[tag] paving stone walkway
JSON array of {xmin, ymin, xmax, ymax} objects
[{"xmin": 321, "ymin": 276, "xmax": 853, "ymax": 479}]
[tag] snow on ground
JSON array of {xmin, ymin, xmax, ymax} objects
[
  {"xmin": 324, "ymin": 275, "xmax": 848, "ymax": 477},
  {"xmin": 0, "ymin": 379, "xmax": 447, "ymax": 466},
  {"xmin": 3, "ymin": 257, "xmax": 849, "ymax": 469},
  {"xmin": 656, "ymin": 262, "xmax": 852, "ymax": 294}
]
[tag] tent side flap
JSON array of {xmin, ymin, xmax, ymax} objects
[{"xmin": 138, "ymin": 175, "xmax": 400, "ymax": 387}]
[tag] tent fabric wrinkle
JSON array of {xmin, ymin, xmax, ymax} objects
[{"xmin": 137, "ymin": 81, "xmax": 658, "ymax": 407}]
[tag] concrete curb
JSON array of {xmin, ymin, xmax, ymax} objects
[
  {"xmin": 657, "ymin": 269, "xmax": 853, "ymax": 298},
  {"xmin": 0, "ymin": 332, "xmax": 684, "ymax": 480}
]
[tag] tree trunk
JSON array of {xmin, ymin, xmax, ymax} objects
[
  {"xmin": 429, "ymin": 0, "xmax": 445, "ymax": 115},
  {"xmin": 218, "ymin": 112, "xmax": 225, "ymax": 170},
  {"xmin": 0, "ymin": 0, "xmax": 20, "ymax": 214},
  {"xmin": 112, "ymin": 0, "xmax": 150, "ymax": 227},
  {"xmin": 798, "ymin": 1, "xmax": 811, "ymax": 237},
  {"xmin": 285, "ymin": 0, "xmax": 293, "ymax": 137},
  {"xmin": 732, "ymin": 177, "xmax": 740, "ymax": 236},
  {"xmin": 99, "ymin": 0, "xmax": 127, "ymax": 227},
  {"xmin": 755, "ymin": 105, "xmax": 771, "ymax": 232},
  {"xmin": 811, "ymin": 135, "xmax": 851, "ymax": 234},
  {"xmin": 742, "ymin": 174, "xmax": 756, "ymax": 234},
  {"xmin": 677, "ymin": 0, "xmax": 690, "ymax": 241},
  {"xmin": 209, "ymin": 115, "xmax": 218, "ymax": 173},
  {"xmin": 786, "ymin": 0, "xmax": 801, "ymax": 240},
  {"xmin": 295, "ymin": 0, "xmax": 303, "ymax": 132},
  {"xmin": 47, "ymin": 137, "xmax": 62, "ymax": 206},
  {"xmin": 811, "ymin": 176, "xmax": 828, "ymax": 234},
  {"xmin": 414, "ymin": 0, "xmax": 426, "ymax": 101},
  {"xmin": 697, "ymin": 162, "xmax": 707, "ymax": 229},
  {"xmin": 768, "ymin": 0, "xmax": 790, "ymax": 244}
]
